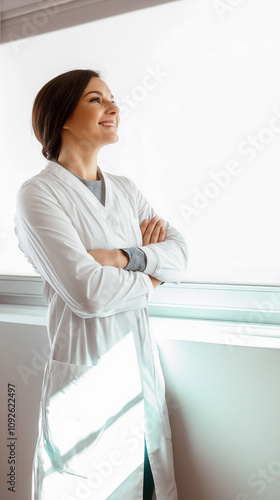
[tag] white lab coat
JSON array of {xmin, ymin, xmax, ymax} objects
[{"xmin": 14, "ymin": 161, "xmax": 188, "ymax": 500}]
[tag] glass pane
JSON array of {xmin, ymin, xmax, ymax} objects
[{"xmin": 1, "ymin": 0, "xmax": 279, "ymax": 283}]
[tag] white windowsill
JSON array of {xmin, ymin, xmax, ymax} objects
[
  {"xmin": 1, "ymin": 304, "xmax": 280, "ymax": 349},
  {"xmin": 151, "ymin": 317, "xmax": 280, "ymax": 350},
  {"xmin": 0, "ymin": 304, "xmax": 47, "ymax": 325},
  {"xmin": 1, "ymin": 277, "xmax": 279, "ymax": 324}
]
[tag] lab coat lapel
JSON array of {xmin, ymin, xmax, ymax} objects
[{"xmin": 45, "ymin": 161, "xmax": 124, "ymax": 240}]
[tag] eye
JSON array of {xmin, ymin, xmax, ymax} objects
[{"xmin": 89, "ymin": 97, "xmax": 117, "ymax": 105}]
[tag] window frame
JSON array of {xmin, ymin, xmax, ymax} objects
[
  {"xmin": 1, "ymin": 0, "xmax": 178, "ymax": 44},
  {"xmin": 0, "ymin": 275, "xmax": 279, "ymax": 326}
]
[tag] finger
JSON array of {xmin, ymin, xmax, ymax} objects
[
  {"xmin": 150, "ymin": 220, "xmax": 163, "ymax": 244},
  {"xmin": 157, "ymin": 226, "xmax": 166, "ymax": 243},
  {"xmin": 143, "ymin": 216, "xmax": 158, "ymax": 245},
  {"xmin": 140, "ymin": 219, "xmax": 149, "ymax": 236},
  {"xmin": 143, "ymin": 216, "xmax": 160, "ymax": 245}
]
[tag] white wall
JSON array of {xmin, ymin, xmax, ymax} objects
[
  {"xmin": 0, "ymin": 318, "xmax": 48, "ymax": 499},
  {"xmin": 157, "ymin": 335, "xmax": 280, "ymax": 500}
]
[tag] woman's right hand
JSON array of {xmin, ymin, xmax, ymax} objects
[{"xmin": 149, "ymin": 276, "xmax": 162, "ymax": 288}]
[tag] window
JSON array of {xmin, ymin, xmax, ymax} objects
[{"xmin": 0, "ymin": 0, "xmax": 279, "ymax": 285}]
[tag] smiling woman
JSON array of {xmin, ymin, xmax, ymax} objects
[
  {"xmin": 32, "ymin": 69, "xmax": 120, "ymax": 180},
  {"xmin": 14, "ymin": 69, "xmax": 188, "ymax": 500}
]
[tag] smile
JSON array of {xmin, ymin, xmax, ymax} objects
[{"xmin": 99, "ymin": 123, "xmax": 116, "ymax": 127}]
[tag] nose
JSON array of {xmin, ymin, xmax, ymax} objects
[
  {"xmin": 107, "ymin": 102, "xmax": 120, "ymax": 114},
  {"xmin": 106, "ymin": 102, "xmax": 120, "ymax": 122}
]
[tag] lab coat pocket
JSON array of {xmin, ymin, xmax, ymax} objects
[{"xmin": 129, "ymin": 217, "xmax": 143, "ymax": 246}]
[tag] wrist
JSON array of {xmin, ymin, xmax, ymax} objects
[{"xmin": 118, "ymin": 249, "xmax": 129, "ymax": 268}]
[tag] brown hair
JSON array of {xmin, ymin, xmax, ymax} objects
[{"xmin": 32, "ymin": 69, "xmax": 101, "ymax": 162}]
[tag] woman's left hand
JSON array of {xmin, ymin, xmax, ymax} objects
[{"xmin": 140, "ymin": 216, "xmax": 166, "ymax": 246}]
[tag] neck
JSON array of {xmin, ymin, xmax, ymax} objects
[{"xmin": 57, "ymin": 145, "xmax": 100, "ymax": 181}]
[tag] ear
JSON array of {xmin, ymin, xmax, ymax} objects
[{"xmin": 62, "ymin": 116, "xmax": 71, "ymax": 130}]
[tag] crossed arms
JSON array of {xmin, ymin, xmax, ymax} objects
[{"xmin": 87, "ymin": 216, "xmax": 165, "ymax": 288}]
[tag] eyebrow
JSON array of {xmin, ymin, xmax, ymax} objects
[{"xmin": 84, "ymin": 90, "xmax": 114, "ymax": 99}]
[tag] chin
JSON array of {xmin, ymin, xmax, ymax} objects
[
  {"xmin": 110, "ymin": 135, "xmax": 119, "ymax": 143},
  {"xmin": 102, "ymin": 136, "xmax": 119, "ymax": 148}
]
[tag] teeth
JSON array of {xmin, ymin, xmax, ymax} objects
[{"xmin": 100, "ymin": 123, "xmax": 115, "ymax": 126}]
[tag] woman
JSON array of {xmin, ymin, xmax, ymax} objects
[{"xmin": 14, "ymin": 69, "xmax": 188, "ymax": 500}]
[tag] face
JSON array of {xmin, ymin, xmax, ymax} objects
[{"xmin": 61, "ymin": 77, "xmax": 120, "ymax": 150}]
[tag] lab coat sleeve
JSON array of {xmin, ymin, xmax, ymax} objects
[
  {"xmin": 122, "ymin": 247, "xmax": 147, "ymax": 272},
  {"xmin": 14, "ymin": 181, "xmax": 154, "ymax": 319},
  {"xmin": 123, "ymin": 177, "xmax": 188, "ymax": 283}
]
